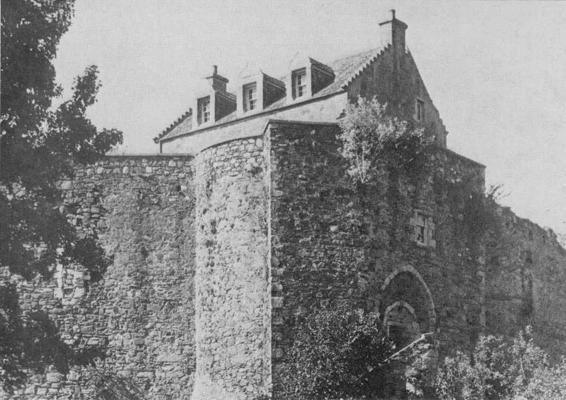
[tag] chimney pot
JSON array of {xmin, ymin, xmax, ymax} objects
[
  {"xmin": 213, "ymin": 65, "xmax": 218, "ymax": 75},
  {"xmin": 390, "ymin": 9, "xmax": 396, "ymax": 20}
]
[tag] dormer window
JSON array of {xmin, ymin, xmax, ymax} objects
[
  {"xmin": 197, "ymin": 96, "xmax": 211, "ymax": 124},
  {"xmin": 416, "ymin": 99, "xmax": 425, "ymax": 122},
  {"xmin": 243, "ymin": 83, "xmax": 257, "ymax": 112},
  {"xmin": 237, "ymin": 72, "xmax": 285, "ymax": 116},
  {"xmin": 286, "ymin": 57, "xmax": 333, "ymax": 103},
  {"xmin": 292, "ymin": 68, "xmax": 307, "ymax": 99}
]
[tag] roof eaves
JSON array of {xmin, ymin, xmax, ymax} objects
[{"xmin": 160, "ymin": 89, "xmax": 346, "ymax": 143}]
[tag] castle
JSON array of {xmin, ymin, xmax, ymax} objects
[{"xmin": 5, "ymin": 11, "xmax": 566, "ymax": 400}]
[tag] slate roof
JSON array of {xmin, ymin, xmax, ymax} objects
[{"xmin": 155, "ymin": 45, "xmax": 388, "ymax": 143}]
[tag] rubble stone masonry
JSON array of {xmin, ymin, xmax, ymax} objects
[
  {"xmin": 2, "ymin": 122, "xmax": 566, "ymax": 399},
  {"xmin": 192, "ymin": 137, "xmax": 271, "ymax": 400},
  {"xmin": 3, "ymin": 155, "xmax": 196, "ymax": 399}
]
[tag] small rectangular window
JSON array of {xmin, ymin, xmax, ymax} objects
[
  {"xmin": 415, "ymin": 213, "xmax": 426, "ymax": 245},
  {"xmin": 292, "ymin": 68, "xmax": 307, "ymax": 99},
  {"xmin": 411, "ymin": 210, "xmax": 435, "ymax": 248},
  {"xmin": 416, "ymin": 99, "xmax": 425, "ymax": 122},
  {"xmin": 198, "ymin": 96, "xmax": 211, "ymax": 124},
  {"xmin": 243, "ymin": 83, "xmax": 257, "ymax": 112}
]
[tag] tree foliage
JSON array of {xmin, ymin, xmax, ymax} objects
[
  {"xmin": 279, "ymin": 304, "xmax": 395, "ymax": 399},
  {"xmin": 338, "ymin": 97, "xmax": 432, "ymax": 184},
  {"xmin": 435, "ymin": 328, "xmax": 566, "ymax": 400},
  {"xmin": 1, "ymin": 0, "xmax": 122, "ymax": 391},
  {"xmin": 1, "ymin": 0, "xmax": 123, "ymax": 278}
]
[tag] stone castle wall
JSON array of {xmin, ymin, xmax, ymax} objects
[
  {"xmin": 3, "ymin": 122, "xmax": 566, "ymax": 400},
  {"xmin": 192, "ymin": 136, "xmax": 271, "ymax": 400},
  {"xmin": 3, "ymin": 155, "xmax": 196, "ymax": 399},
  {"xmin": 267, "ymin": 121, "xmax": 485, "ymax": 397},
  {"xmin": 485, "ymin": 207, "xmax": 566, "ymax": 357}
]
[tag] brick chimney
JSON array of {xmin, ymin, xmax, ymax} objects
[
  {"xmin": 379, "ymin": 9, "xmax": 407, "ymax": 52},
  {"xmin": 206, "ymin": 65, "xmax": 229, "ymax": 92}
]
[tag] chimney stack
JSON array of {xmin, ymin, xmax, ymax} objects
[
  {"xmin": 379, "ymin": 9, "xmax": 407, "ymax": 51},
  {"xmin": 206, "ymin": 65, "xmax": 229, "ymax": 92}
]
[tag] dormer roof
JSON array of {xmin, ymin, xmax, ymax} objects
[{"xmin": 154, "ymin": 46, "xmax": 386, "ymax": 143}]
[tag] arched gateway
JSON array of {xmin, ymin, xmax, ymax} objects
[{"xmin": 381, "ymin": 265, "xmax": 437, "ymax": 347}]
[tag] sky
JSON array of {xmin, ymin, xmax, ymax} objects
[{"xmin": 52, "ymin": 0, "xmax": 566, "ymax": 235}]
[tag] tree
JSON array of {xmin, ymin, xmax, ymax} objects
[
  {"xmin": 279, "ymin": 304, "xmax": 395, "ymax": 400},
  {"xmin": 1, "ymin": 0, "xmax": 123, "ymax": 279},
  {"xmin": 1, "ymin": 0, "xmax": 122, "ymax": 391}
]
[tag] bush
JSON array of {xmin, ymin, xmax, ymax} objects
[
  {"xmin": 435, "ymin": 327, "xmax": 566, "ymax": 400},
  {"xmin": 279, "ymin": 303, "xmax": 395, "ymax": 399},
  {"xmin": 520, "ymin": 358, "xmax": 566, "ymax": 400}
]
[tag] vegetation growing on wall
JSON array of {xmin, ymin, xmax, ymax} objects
[
  {"xmin": 338, "ymin": 97, "xmax": 435, "ymax": 251},
  {"xmin": 339, "ymin": 97, "xmax": 432, "ymax": 185}
]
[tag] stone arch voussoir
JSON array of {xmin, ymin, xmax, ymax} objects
[{"xmin": 381, "ymin": 264, "xmax": 437, "ymax": 332}]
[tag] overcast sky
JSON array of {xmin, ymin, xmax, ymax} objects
[{"xmin": 53, "ymin": 0, "xmax": 566, "ymax": 235}]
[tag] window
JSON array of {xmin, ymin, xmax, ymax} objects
[
  {"xmin": 292, "ymin": 68, "xmax": 307, "ymax": 99},
  {"xmin": 415, "ymin": 213, "xmax": 426, "ymax": 244},
  {"xmin": 525, "ymin": 250, "xmax": 533, "ymax": 264},
  {"xmin": 416, "ymin": 99, "xmax": 425, "ymax": 122},
  {"xmin": 411, "ymin": 210, "xmax": 435, "ymax": 248},
  {"xmin": 243, "ymin": 83, "xmax": 257, "ymax": 112},
  {"xmin": 197, "ymin": 96, "xmax": 211, "ymax": 124}
]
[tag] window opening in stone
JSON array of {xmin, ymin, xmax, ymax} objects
[
  {"xmin": 415, "ymin": 214, "xmax": 426, "ymax": 244},
  {"xmin": 416, "ymin": 99, "xmax": 425, "ymax": 122},
  {"xmin": 411, "ymin": 211, "xmax": 435, "ymax": 248},
  {"xmin": 525, "ymin": 250, "xmax": 533, "ymax": 264}
]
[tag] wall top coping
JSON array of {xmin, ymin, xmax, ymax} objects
[
  {"xmin": 104, "ymin": 153, "xmax": 193, "ymax": 160},
  {"xmin": 264, "ymin": 119, "xmax": 485, "ymax": 169},
  {"xmin": 440, "ymin": 148, "xmax": 486, "ymax": 169},
  {"xmin": 264, "ymin": 119, "xmax": 340, "ymax": 131}
]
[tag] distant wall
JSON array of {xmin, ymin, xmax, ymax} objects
[
  {"xmin": 486, "ymin": 207, "xmax": 566, "ymax": 356},
  {"xmin": 192, "ymin": 136, "xmax": 271, "ymax": 400},
  {"xmin": 3, "ymin": 155, "xmax": 196, "ymax": 399}
]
